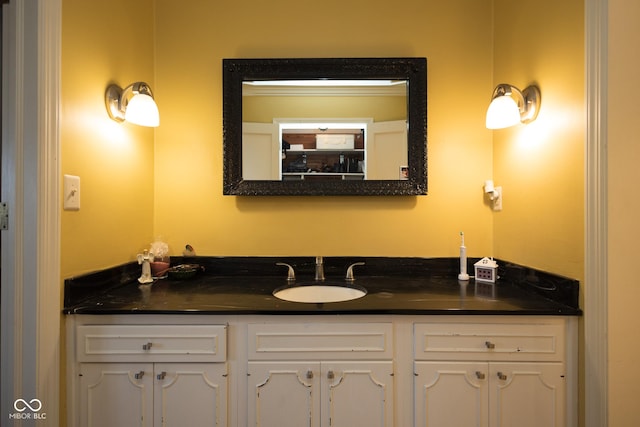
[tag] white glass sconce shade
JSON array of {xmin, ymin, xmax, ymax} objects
[
  {"xmin": 105, "ymin": 82, "xmax": 160, "ymax": 127},
  {"xmin": 125, "ymin": 93, "xmax": 159, "ymax": 127},
  {"xmin": 486, "ymin": 95, "xmax": 520, "ymax": 129},
  {"xmin": 485, "ymin": 83, "xmax": 540, "ymax": 129}
]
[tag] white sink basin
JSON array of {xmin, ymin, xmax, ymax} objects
[{"xmin": 273, "ymin": 284, "xmax": 367, "ymax": 303}]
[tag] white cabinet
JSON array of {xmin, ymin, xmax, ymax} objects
[
  {"xmin": 73, "ymin": 323, "xmax": 227, "ymax": 427},
  {"xmin": 487, "ymin": 362, "xmax": 565, "ymax": 427},
  {"xmin": 248, "ymin": 361, "xmax": 393, "ymax": 427},
  {"xmin": 79, "ymin": 362, "xmax": 227, "ymax": 427},
  {"xmin": 67, "ymin": 315, "xmax": 577, "ymax": 427},
  {"xmin": 247, "ymin": 362, "xmax": 318, "ymax": 427},
  {"xmin": 414, "ymin": 319, "xmax": 568, "ymax": 426},
  {"xmin": 78, "ymin": 362, "xmax": 153, "ymax": 427},
  {"xmin": 414, "ymin": 361, "xmax": 565, "ymax": 427},
  {"xmin": 246, "ymin": 323, "xmax": 394, "ymax": 427},
  {"xmin": 154, "ymin": 363, "xmax": 227, "ymax": 427}
]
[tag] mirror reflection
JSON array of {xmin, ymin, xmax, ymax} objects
[
  {"xmin": 242, "ymin": 79, "xmax": 408, "ymax": 182},
  {"xmin": 222, "ymin": 57, "xmax": 427, "ymax": 196}
]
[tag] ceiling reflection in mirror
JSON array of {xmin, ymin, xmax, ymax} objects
[{"xmin": 223, "ymin": 58, "xmax": 427, "ymax": 196}]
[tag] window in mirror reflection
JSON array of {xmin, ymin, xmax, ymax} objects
[{"xmin": 241, "ymin": 80, "xmax": 408, "ymax": 181}]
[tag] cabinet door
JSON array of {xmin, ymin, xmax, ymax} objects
[
  {"xmin": 242, "ymin": 122, "xmax": 279, "ymax": 180},
  {"xmin": 154, "ymin": 363, "xmax": 227, "ymax": 427},
  {"xmin": 489, "ymin": 363, "xmax": 565, "ymax": 427},
  {"xmin": 79, "ymin": 363, "xmax": 154, "ymax": 427},
  {"xmin": 414, "ymin": 361, "xmax": 488, "ymax": 427},
  {"xmin": 248, "ymin": 361, "xmax": 320, "ymax": 427},
  {"xmin": 367, "ymin": 120, "xmax": 407, "ymax": 180},
  {"xmin": 322, "ymin": 361, "xmax": 394, "ymax": 427}
]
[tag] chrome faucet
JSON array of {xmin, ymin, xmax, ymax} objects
[
  {"xmin": 315, "ymin": 256, "xmax": 325, "ymax": 281},
  {"xmin": 276, "ymin": 262, "xmax": 296, "ymax": 282},
  {"xmin": 345, "ymin": 262, "xmax": 365, "ymax": 282}
]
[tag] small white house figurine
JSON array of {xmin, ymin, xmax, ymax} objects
[{"xmin": 474, "ymin": 257, "xmax": 499, "ymax": 283}]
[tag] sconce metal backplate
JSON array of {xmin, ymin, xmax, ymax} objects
[
  {"xmin": 105, "ymin": 85, "xmax": 125, "ymax": 122},
  {"xmin": 520, "ymin": 85, "xmax": 541, "ymax": 123}
]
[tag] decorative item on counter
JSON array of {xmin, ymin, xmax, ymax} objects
[
  {"xmin": 150, "ymin": 239, "xmax": 170, "ymax": 278},
  {"xmin": 167, "ymin": 264, "xmax": 204, "ymax": 280},
  {"xmin": 474, "ymin": 257, "xmax": 499, "ymax": 283},
  {"xmin": 457, "ymin": 231, "xmax": 470, "ymax": 281},
  {"xmin": 183, "ymin": 244, "xmax": 196, "ymax": 257},
  {"xmin": 137, "ymin": 249, "xmax": 154, "ymax": 284}
]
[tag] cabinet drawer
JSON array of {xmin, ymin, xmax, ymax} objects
[
  {"xmin": 77, "ymin": 324, "xmax": 226, "ymax": 362},
  {"xmin": 248, "ymin": 323, "xmax": 393, "ymax": 360},
  {"xmin": 414, "ymin": 320, "xmax": 565, "ymax": 361}
]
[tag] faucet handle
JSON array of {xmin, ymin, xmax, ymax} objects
[
  {"xmin": 314, "ymin": 256, "xmax": 325, "ymax": 281},
  {"xmin": 345, "ymin": 262, "xmax": 365, "ymax": 282},
  {"xmin": 276, "ymin": 263, "xmax": 296, "ymax": 282}
]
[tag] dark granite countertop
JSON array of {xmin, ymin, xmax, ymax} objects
[{"xmin": 63, "ymin": 257, "xmax": 582, "ymax": 316}]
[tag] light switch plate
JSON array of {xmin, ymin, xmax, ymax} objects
[{"xmin": 63, "ymin": 174, "xmax": 80, "ymax": 210}]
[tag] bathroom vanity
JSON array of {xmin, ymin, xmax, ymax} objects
[{"xmin": 64, "ymin": 257, "xmax": 580, "ymax": 427}]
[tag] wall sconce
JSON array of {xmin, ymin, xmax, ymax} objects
[
  {"xmin": 485, "ymin": 83, "xmax": 540, "ymax": 129},
  {"xmin": 105, "ymin": 82, "xmax": 160, "ymax": 127},
  {"xmin": 484, "ymin": 180, "xmax": 502, "ymax": 211}
]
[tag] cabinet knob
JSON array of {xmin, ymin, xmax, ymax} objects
[
  {"xmin": 485, "ymin": 341, "xmax": 496, "ymax": 349},
  {"xmin": 306, "ymin": 370, "xmax": 314, "ymax": 379},
  {"xmin": 475, "ymin": 371, "xmax": 486, "ymax": 380},
  {"xmin": 497, "ymin": 372, "xmax": 508, "ymax": 381},
  {"xmin": 327, "ymin": 370, "xmax": 335, "ymax": 380},
  {"xmin": 157, "ymin": 371, "xmax": 167, "ymax": 380},
  {"xmin": 134, "ymin": 371, "xmax": 145, "ymax": 380},
  {"xmin": 142, "ymin": 342, "xmax": 153, "ymax": 350}
]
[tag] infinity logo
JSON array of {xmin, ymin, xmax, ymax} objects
[{"xmin": 14, "ymin": 399, "xmax": 42, "ymax": 412}]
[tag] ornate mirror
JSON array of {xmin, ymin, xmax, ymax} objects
[{"xmin": 222, "ymin": 57, "xmax": 427, "ymax": 196}]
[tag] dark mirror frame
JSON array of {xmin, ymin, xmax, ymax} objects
[{"xmin": 222, "ymin": 57, "xmax": 427, "ymax": 196}]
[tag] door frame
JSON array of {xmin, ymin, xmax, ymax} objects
[
  {"xmin": 0, "ymin": 0, "xmax": 60, "ymax": 422},
  {"xmin": 584, "ymin": 0, "xmax": 608, "ymax": 426}
]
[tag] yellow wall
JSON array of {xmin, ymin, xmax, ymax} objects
[
  {"xmin": 608, "ymin": 0, "xmax": 640, "ymax": 425},
  {"xmin": 59, "ymin": 0, "xmax": 585, "ymax": 282},
  {"xmin": 492, "ymin": 0, "xmax": 585, "ymax": 280},
  {"xmin": 152, "ymin": 0, "xmax": 495, "ymax": 260},
  {"xmin": 61, "ymin": 0, "xmax": 156, "ymax": 278}
]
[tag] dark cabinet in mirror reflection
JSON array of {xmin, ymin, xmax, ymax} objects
[{"xmin": 222, "ymin": 57, "xmax": 427, "ymax": 196}]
